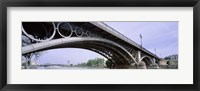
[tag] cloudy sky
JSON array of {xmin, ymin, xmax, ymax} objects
[{"xmin": 32, "ymin": 22, "xmax": 178, "ymax": 64}]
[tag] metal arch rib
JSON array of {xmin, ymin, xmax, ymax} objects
[
  {"xmin": 140, "ymin": 55, "xmax": 154, "ymax": 65},
  {"xmin": 22, "ymin": 37, "xmax": 137, "ymax": 64}
]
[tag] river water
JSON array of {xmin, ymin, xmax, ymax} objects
[{"xmin": 35, "ymin": 66, "xmax": 108, "ymax": 69}]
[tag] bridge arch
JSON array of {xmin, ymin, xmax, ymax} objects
[
  {"xmin": 140, "ymin": 56, "xmax": 154, "ymax": 67},
  {"xmin": 22, "ymin": 37, "xmax": 137, "ymax": 68},
  {"xmin": 66, "ymin": 44, "xmax": 126, "ymax": 65}
]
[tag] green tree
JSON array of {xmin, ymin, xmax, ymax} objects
[
  {"xmin": 86, "ymin": 60, "xmax": 93, "ymax": 66},
  {"xmin": 96, "ymin": 58, "xmax": 105, "ymax": 65},
  {"xmin": 86, "ymin": 58, "xmax": 105, "ymax": 67},
  {"xmin": 106, "ymin": 60, "xmax": 113, "ymax": 69}
]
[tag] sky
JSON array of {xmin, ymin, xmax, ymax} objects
[{"xmin": 31, "ymin": 22, "xmax": 178, "ymax": 64}]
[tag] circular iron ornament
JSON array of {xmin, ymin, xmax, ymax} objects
[
  {"xmin": 90, "ymin": 33, "xmax": 96, "ymax": 37},
  {"xmin": 74, "ymin": 27, "xmax": 83, "ymax": 37},
  {"xmin": 86, "ymin": 31, "xmax": 91, "ymax": 37},
  {"xmin": 57, "ymin": 22, "xmax": 73, "ymax": 38},
  {"xmin": 82, "ymin": 29, "xmax": 88, "ymax": 37},
  {"xmin": 22, "ymin": 22, "xmax": 56, "ymax": 42}
]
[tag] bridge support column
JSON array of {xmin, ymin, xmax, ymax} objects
[
  {"xmin": 153, "ymin": 58, "xmax": 156, "ymax": 63},
  {"xmin": 152, "ymin": 58, "xmax": 159, "ymax": 69},
  {"xmin": 137, "ymin": 51, "xmax": 141, "ymax": 62}
]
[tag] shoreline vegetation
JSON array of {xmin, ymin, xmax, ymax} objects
[{"xmin": 22, "ymin": 57, "xmax": 178, "ymax": 69}]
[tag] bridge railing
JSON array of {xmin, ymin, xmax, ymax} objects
[{"xmin": 91, "ymin": 22, "xmax": 159, "ymax": 59}]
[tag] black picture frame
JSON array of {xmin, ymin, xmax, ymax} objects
[{"xmin": 0, "ymin": 0, "xmax": 199, "ymax": 91}]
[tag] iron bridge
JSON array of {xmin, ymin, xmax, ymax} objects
[{"xmin": 22, "ymin": 22, "xmax": 161, "ymax": 69}]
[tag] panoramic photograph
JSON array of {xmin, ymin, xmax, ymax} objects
[{"xmin": 22, "ymin": 22, "xmax": 178, "ymax": 69}]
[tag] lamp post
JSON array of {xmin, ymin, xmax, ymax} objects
[
  {"xmin": 140, "ymin": 34, "xmax": 142, "ymax": 48},
  {"xmin": 154, "ymin": 48, "xmax": 156, "ymax": 56}
]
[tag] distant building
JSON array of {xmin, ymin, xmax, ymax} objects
[
  {"xmin": 159, "ymin": 59, "xmax": 168, "ymax": 65},
  {"xmin": 164, "ymin": 54, "xmax": 178, "ymax": 61},
  {"xmin": 30, "ymin": 61, "xmax": 39, "ymax": 65}
]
